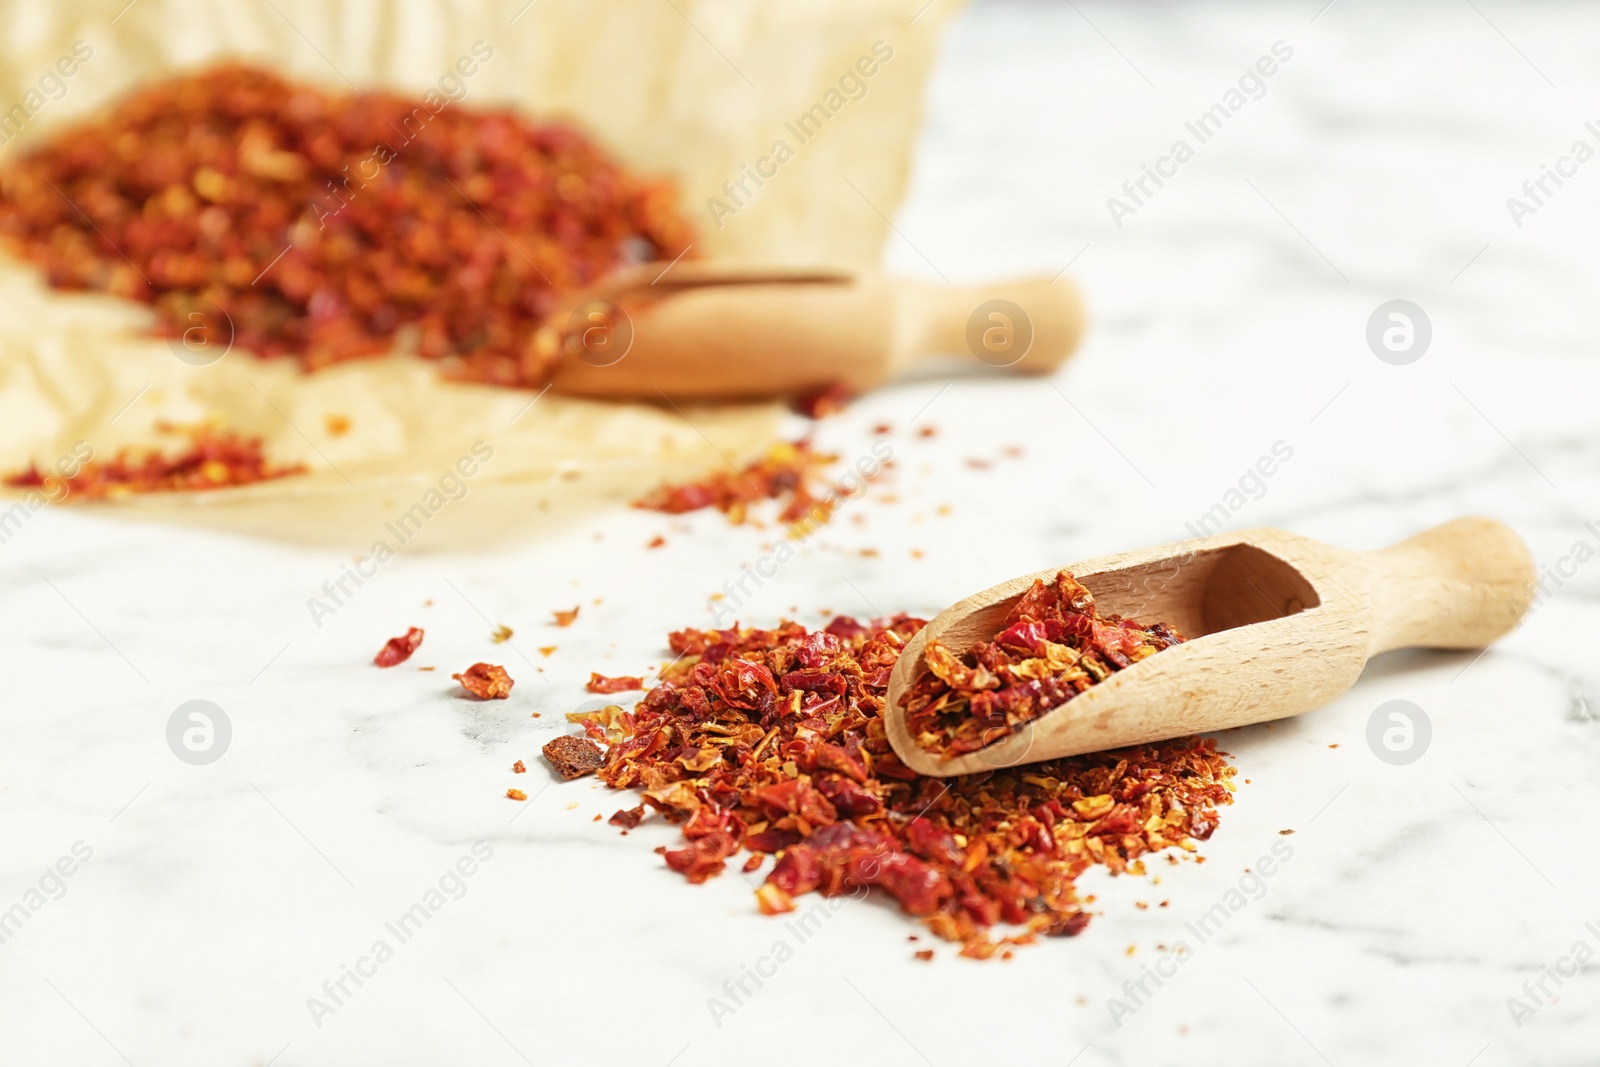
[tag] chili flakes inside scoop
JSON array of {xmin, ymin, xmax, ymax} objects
[{"xmin": 901, "ymin": 571, "xmax": 1186, "ymax": 760}]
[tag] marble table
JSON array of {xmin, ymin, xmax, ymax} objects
[{"xmin": 5, "ymin": 2, "xmax": 1599, "ymax": 1064}]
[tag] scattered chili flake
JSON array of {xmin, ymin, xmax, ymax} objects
[
  {"xmin": 324, "ymin": 414, "xmax": 351, "ymax": 437},
  {"xmin": 872, "ymin": 423, "xmax": 893, "ymax": 436},
  {"xmin": 593, "ymin": 813, "xmax": 602, "ymax": 822},
  {"xmin": 418, "ymin": 666, "xmax": 436, "ymax": 672},
  {"xmin": 544, "ymin": 735, "xmax": 604, "ymax": 780},
  {"xmin": 5, "ymin": 427, "xmax": 305, "ymax": 499},
  {"xmin": 1279, "ymin": 829, "xmax": 1295, "ymax": 835},
  {"xmin": 454, "ymin": 662, "xmax": 513, "ymax": 700},
  {"xmin": 647, "ymin": 535, "xmax": 667, "ymax": 549},
  {"xmin": 553, "ymin": 607, "xmax": 580, "ymax": 628},
  {"xmin": 513, "ymin": 760, "xmax": 527, "ymax": 774},
  {"xmin": 791, "ymin": 383, "xmax": 854, "ymax": 419},
  {"xmin": 902, "ymin": 570, "xmax": 1185, "ymax": 760},
  {"xmin": 491, "ymin": 625, "xmax": 514, "ymax": 644},
  {"xmin": 539, "ymin": 646, "xmax": 558, "ymax": 657},
  {"xmin": 634, "ymin": 440, "xmax": 840, "ymax": 532},
  {"xmin": 374, "ymin": 627, "xmax": 424, "ymax": 667},
  {"xmin": 586, "ymin": 672, "xmax": 644, "ymax": 694},
  {"xmin": 742, "ymin": 854, "xmax": 763, "ymax": 873},
  {"xmin": 588, "ymin": 614, "xmax": 1236, "ymax": 957},
  {"xmin": 609, "ymin": 805, "xmax": 645, "ymax": 829},
  {"xmin": 506, "ymin": 789, "xmax": 528, "ymax": 802},
  {"xmin": 0, "ymin": 64, "xmax": 692, "ymax": 388},
  {"xmin": 965, "ymin": 458, "xmax": 992, "ymax": 470},
  {"xmin": 914, "ymin": 949, "xmax": 934, "ymax": 962},
  {"xmin": 916, "ymin": 426, "xmax": 937, "ymax": 439}
]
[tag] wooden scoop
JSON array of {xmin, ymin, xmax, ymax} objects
[
  {"xmin": 885, "ymin": 518, "xmax": 1536, "ymax": 777},
  {"xmin": 544, "ymin": 262, "xmax": 1085, "ymax": 401}
]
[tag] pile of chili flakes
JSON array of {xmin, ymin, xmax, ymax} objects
[
  {"xmin": 903, "ymin": 570, "xmax": 1186, "ymax": 760},
  {"xmin": 580, "ymin": 614, "xmax": 1234, "ymax": 958},
  {"xmin": 634, "ymin": 439, "xmax": 839, "ymax": 532},
  {"xmin": 0, "ymin": 63, "xmax": 692, "ymax": 387},
  {"xmin": 3, "ymin": 427, "xmax": 305, "ymax": 498}
]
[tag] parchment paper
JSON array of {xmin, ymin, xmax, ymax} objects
[{"xmin": 0, "ymin": 0, "xmax": 961, "ymax": 547}]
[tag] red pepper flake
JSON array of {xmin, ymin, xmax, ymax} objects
[
  {"xmin": 609, "ymin": 805, "xmax": 645, "ymax": 829},
  {"xmin": 539, "ymin": 646, "xmax": 558, "ymax": 657},
  {"xmin": 454, "ymin": 662, "xmax": 513, "ymax": 699},
  {"xmin": 790, "ymin": 383, "xmax": 854, "ymax": 419},
  {"xmin": 506, "ymin": 789, "xmax": 528, "ymax": 802},
  {"xmin": 742, "ymin": 854, "xmax": 764, "ymax": 873},
  {"xmin": 513, "ymin": 760, "xmax": 527, "ymax": 774},
  {"xmin": 634, "ymin": 440, "xmax": 840, "ymax": 533},
  {"xmin": 647, "ymin": 535, "xmax": 667, "ymax": 549},
  {"xmin": 586, "ymin": 672, "xmax": 644, "ymax": 694},
  {"xmin": 374, "ymin": 627, "xmax": 424, "ymax": 667},
  {"xmin": 587, "ymin": 614, "xmax": 1236, "ymax": 957},
  {"xmin": 553, "ymin": 607, "xmax": 580, "ymax": 628},
  {"xmin": 872, "ymin": 423, "xmax": 893, "ymax": 435},
  {"xmin": 916, "ymin": 426, "xmax": 937, "ymax": 438},
  {"xmin": 902, "ymin": 570, "xmax": 1185, "ymax": 760},
  {"xmin": 543, "ymin": 735, "xmax": 604, "ymax": 780},
  {"xmin": 914, "ymin": 949, "xmax": 934, "ymax": 962},
  {"xmin": 0, "ymin": 64, "xmax": 693, "ymax": 389},
  {"xmin": 491, "ymin": 625, "xmax": 514, "ymax": 644},
  {"xmin": 5, "ymin": 427, "xmax": 305, "ymax": 499}
]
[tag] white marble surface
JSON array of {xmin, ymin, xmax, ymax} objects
[{"xmin": 5, "ymin": 2, "xmax": 1600, "ymax": 1065}]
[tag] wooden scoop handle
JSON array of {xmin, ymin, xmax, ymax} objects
[
  {"xmin": 545, "ymin": 266, "xmax": 1085, "ymax": 401},
  {"xmin": 1364, "ymin": 517, "xmax": 1536, "ymax": 655}
]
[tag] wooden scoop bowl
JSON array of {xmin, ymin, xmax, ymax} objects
[
  {"xmin": 544, "ymin": 262, "xmax": 1085, "ymax": 401},
  {"xmin": 885, "ymin": 518, "xmax": 1536, "ymax": 777}
]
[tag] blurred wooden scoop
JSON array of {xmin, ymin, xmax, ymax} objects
[
  {"xmin": 544, "ymin": 262, "xmax": 1085, "ymax": 401},
  {"xmin": 885, "ymin": 518, "xmax": 1535, "ymax": 777}
]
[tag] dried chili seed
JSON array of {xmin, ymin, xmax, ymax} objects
[
  {"xmin": 5, "ymin": 427, "xmax": 304, "ymax": 499},
  {"xmin": 543, "ymin": 735, "xmax": 604, "ymax": 780},
  {"xmin": 587, "ymin": 614, "xmax": 1235, "ymax": 957},
  {"xmin": 902, "ymin": 570, "xmax": 1186, "ymax": 760},
  {"xmin": 374, "ymin": 627, "xmax": 424, "ymax": 667},
  {"xmin": 634, "ymin": 440, "xmax": 842, "ymax": 531},
  {"xmin": 0, "ymin": 64, "xmax": 692, "ymax": 388},
  {"xmin": 586, "ymin": 672, "xmax": 643, "ymax": 694},
  {"xmin": 454, "ymin": 662, "xmax": 513, "ymax": 700}
]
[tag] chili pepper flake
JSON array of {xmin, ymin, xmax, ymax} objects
[
  {"xmin": 544, "ymin": 735, "xmax": 604, "ymax": 780},
  {"xmin": 634, "ymin": 440, "xmax": 840, "ymax": 532},
  {"xmin": 5, "ymin": 427, "xmax": 305, "ymax": 499},
  {"xmin": 506, "ymin": 789, "xmax": 528, "ymax": 802},
  {"xmin": 902, "ymin": 570, "xmax": 1185, "ymax": 760},
  {"xmin": 0, "ymin": 64, "xmax": 692, "ymax": 389},
  {"xmin": 490, "ymin": 625, "xmax": 514, "ymax": 644},
  {"xmin": 586, "ymin": 672, "xmax": 644, "ymax": 694},
  {"xmin": 790, "ymin": 383, "xmax": 854, "ymax": 419},
  {"xmin": 454, "ymin": 662, "xmax": 513, "ymax": 700},
  {"xmin": 914, "ymin": 949, "xmax": 934, "ymax": 962},
  {"xmin": 647, "ymin": 535, "xmax": 667, "ymax": 549},
  {"xmin": 539, "ymin": 646, "xmax": 558, "ymax": 657},
  {"xmin": 609, "ymin": 805, "xmax": 645, "ymax": 829},
  {"xmin": 587, "ymin": 614, "xmax": 1236, "ymax": 957},
  {"xmin": 553, "ymin": 607, "xmax": 580, "ymax": 628},
  {"xmin": 374, "ymin": 627, "xmax": 424, "ymax": 667},
  {"xmin": 513, "ymin": 760, "xmax": 527, "ymax": 774},
  {"xmin": 324, "ymin": 414, "xmax": 351, "ymax": 437}
]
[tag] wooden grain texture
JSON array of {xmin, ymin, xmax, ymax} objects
[
  {"xmin": 885, "ymin": 518, "xmax": 1536, "ymax": 777},
  {"xmin": 546, "ymin": 264, "xmax": 1085, "ymax": 400}
]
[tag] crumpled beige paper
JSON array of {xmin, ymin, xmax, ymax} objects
[{"xmin": 0, "ymin": 0, "xmax": 960, "ymax": 547}]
